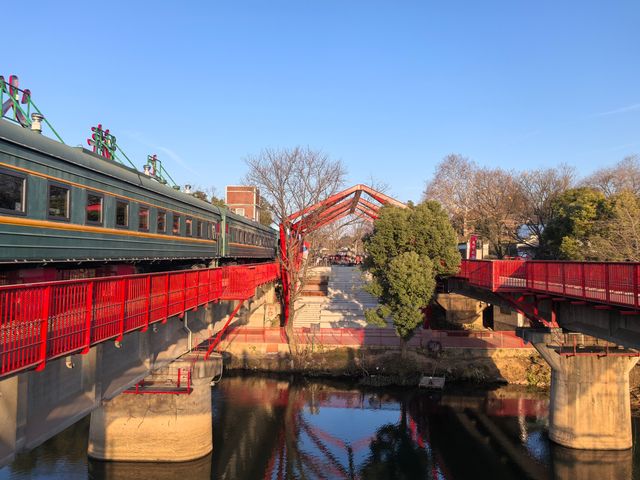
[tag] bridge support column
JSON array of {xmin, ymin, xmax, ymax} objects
[
  {"xmin": 88, "ymin": 353, "xmax": 221, "ymax": 462},
  {"xmin": 435, "ymin": 292, "xmax": 487, "ymax": 328},
  {"xmin": 523, "ymin": 330, "xmax": 638, "ymax": 449}
]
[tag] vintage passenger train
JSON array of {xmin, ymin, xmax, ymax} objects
[{"xmin": 0, "ymin": 119, "xmax": 277, "ymax": 283}]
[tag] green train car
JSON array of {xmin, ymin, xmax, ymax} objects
[{"xmin": 0, "ymin": 119, "xmax": 276, "ymax": 282}]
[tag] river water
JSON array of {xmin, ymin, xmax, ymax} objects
[{"xmin": 1, "ymin": 374, "xmax": 640, "ymax": 480}]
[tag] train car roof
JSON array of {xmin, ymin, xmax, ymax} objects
[
  {"xmin": 0, "ymin": 120, "xmax": 275, "ymax": 234},
  {"xmin": 0, "ymin": 120, "xmax": 225, "ymax": 215},
  {"xmin": 225, "ymin": 208, "xmax": 275, "ymax": 233}
]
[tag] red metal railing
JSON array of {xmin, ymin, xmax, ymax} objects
[
  {"xmin": 457, "ymin": 259, "xmax": 640, "ymax": 310},
  {"xmin": 0, "ymin": 262, "xmax": 279, "ymax": 378},
  {"xmin": 123, "ymin": 367, "xmax": 193, "ymax": 395}
]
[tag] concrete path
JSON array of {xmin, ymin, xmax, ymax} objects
[{"xmin": 296, "ymin": 266, "xmax": 389, "ymax": 328}]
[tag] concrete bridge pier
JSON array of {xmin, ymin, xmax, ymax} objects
[
  {"xmin": 88, "ymin": 353, "xmax": 222, "ymax": 462},
  {"xmin": 521, "ymin": 329, "xmax": 638, "ymax": 450},
  {"xmin": 435, "ymin": 292, "xmax": 487, "ymax": 328}
]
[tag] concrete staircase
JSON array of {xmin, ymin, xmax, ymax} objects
[{"xmin": 296, "ymin": 266, "xmax": 385, "ymax": 328}]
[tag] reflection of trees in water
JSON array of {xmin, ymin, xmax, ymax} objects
[
  {"xmin": 359, "ymin": 422, "xmax": 432, "ymax": 479},
  {"xmin": 256, "ymin": 381, "xmax": 438, "ymax": 480},
  {"xmin": 8, "ymin": 377, "xmax": 633, "ymax": 480}
]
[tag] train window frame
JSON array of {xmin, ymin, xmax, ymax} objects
[
  {"xmin": 196, "ymin": 220, "xmax": 203, "ymax": 238},
  {"xmin": 115, "ymin": 199, "xmax": 129, "ymax": 229},
  {"xmin": 138, "ymin": 205, "xmax": 150, "ymax": 232},
  {"xmin": 185, "ymin": 217, "xmax": 193, "ymax": 237},
  {"xmin": 172, "ymin": 214, "xmax": 181, "ymax": 236},
  {"xmin": 47, "ymin": 181, "xmax": 71, "ymax": 221},
  {"xmin": 0, "ymin": 168, "xmax": 27, "ymax": 216},
  {"xmin": 85, "ymin": 190, "xmax": 103, "ymax": 225},
  {"xmin": 157, "ymin": 210, "xmax": 167, "ymax": 233}
]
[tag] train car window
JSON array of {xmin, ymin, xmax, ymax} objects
[
  {"xmin": 85, "ymin": 192, "xmax": 103, "ymax": 225},
  {"xmin": 138, "ymin": 206, "xmax": 150, "ymax": 231},
  {"xmin": 48, "ymin": 183, "xmax": 70, "ymax": 220},
  {"xmin": 185, "ymin": 218, "xmax": 193, "ymax": 237},
  {"xmin": 0, "ymin": 170, "xmax": 26, "ymax": 214},
  {"xmin": 173, "ymin": 214, "xmax": 181, "ymax": 235},
  {"xmin": 115, "ymin": 200, "xmax": 129, "ymax": 228},
  {"xmin": 197, "ymin": 220, "xmax": 203, "ymax": 238},
  {"xmin": 157, "ymin": 211, "xmax": 166, "ymax": 233}
]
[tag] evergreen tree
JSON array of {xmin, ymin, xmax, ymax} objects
[
  {"xmin": 363, "ymin": 201, "xmax": 460, "ymax": 347},
  {"xmin": 541, "ymin": 187, "xmax": 611, "ymax": 260}
]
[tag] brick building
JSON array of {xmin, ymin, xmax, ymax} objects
[{"xmin": 225, "ymin": 185, "xmax": 260, "ymax": 222}]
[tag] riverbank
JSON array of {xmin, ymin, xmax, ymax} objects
[{"xmin": 223, "ymin": 346, "xmax": 552, "ymax": 387}]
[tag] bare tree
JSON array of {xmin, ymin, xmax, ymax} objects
[
  {"xmin": 243, "ymin": 147, "xmax": 346, "ymax": 345},
  {"xmin": 187, "ymin": 183, "xmax": 226, "ymax": 206},
  {"xmin": 516, "ymin": 165, "xmax": 575, "ymax": 252},
  {"xmin": 423, "ymin": 154, "xmax": 477, "ymax": 238},
  {"xmin": 582, "ymin": 155, "xmax": 640, "ymax": 197},
  {"xmin": 470, "ymin": 167, "xmax": 525, "ymax": 258}
]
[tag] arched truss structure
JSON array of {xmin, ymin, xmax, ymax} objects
[{"xmin": 279, "ymin": 184, "xmax": 406, "ymax": 324}]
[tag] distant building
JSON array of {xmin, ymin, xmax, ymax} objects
[{"xmin": 226, "ymin": 185, "xmax": 260, "ymax": 222}]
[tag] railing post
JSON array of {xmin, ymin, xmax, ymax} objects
[
  {"xmin": 141, "ymin": 276, "xmax": 150, "ymax": 333},
  {"xmin": 561, "ymin": 263, "xmax": 566, "ymax": 295},
  {"xmin": 117, "ymin": 278, "xmax": 128, "ymax": 342},
  {"xmin": 545, "ymin": 262, "xmax": 549, "ymax": 292},
  {"xmin": 163, "ymin": 274, "xmax": 170, "ymax": 324},
  {"xmin": 581, "ymin": 263, "xmax": 586, "ymax": 299},
  {"xmin": 35, "ymin": 285, "xmax": 52, "ymax": 372},
  {"xmin": 605, "ymin": 264, "xmax": 611, "ymax": 303},
  {"xmin": 182, "ymin": 271, "xmax": 187, "ymax": 314},
  {"xmin": 82, "ymin": 281, "xmax": 94, "ymax": 354}
]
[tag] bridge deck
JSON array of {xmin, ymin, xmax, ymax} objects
[
  {"xmin": 457, "ymin": 259, "xmax": 640, "ymax": 310},
  {"xmin": 0, "ymin": 263, "xmax": 279, "ymax": 378}
]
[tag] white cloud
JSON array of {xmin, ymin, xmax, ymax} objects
[{"xmin": 592, "ymin": 103, "xmax": 640, "ymax": 118}]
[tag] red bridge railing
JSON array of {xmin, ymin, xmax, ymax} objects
[
  {"xmin": 0, "ymin": 262, "xmax": 279, "ymax": 378},
  {"xmin": 457, "ymin": 259, "xmax": 640, "ymax": 310}
]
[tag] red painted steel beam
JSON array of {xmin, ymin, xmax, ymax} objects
[
  {"xmin": 287, "ymin": 184, "xmax": 405, "ymax": 222},
  {"xmin": 288, "ymin": 185, "xmax": 361, "ymax": 222},
  {"xmin": 312, "ymin": 207, "xmax": 357, "ymax": 231},
  {"xmin": 358, "ymin": 197, "xmax": 382, "ymax": 214},
  {"xmin": 204, "ymin": 300, "xmax": 246, "ymax": 358},
  {"xmin": 297, "ymin": 203, "xmax": 355, "ymax": 235},
  {"xmin": 293, "ymin": 197, "xmax": 355, "ymax": 234}
]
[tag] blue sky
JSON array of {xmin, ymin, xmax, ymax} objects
[{"xmin": 5, "ymin": 1, "xmax": 639, "ymax": 202}]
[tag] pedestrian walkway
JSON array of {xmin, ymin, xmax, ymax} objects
[{"xmin": 296, "ymin": 266, "xmax": 388, "ymax": 328}]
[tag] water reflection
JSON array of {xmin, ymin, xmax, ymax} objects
[
  {"xmin": 89, "ymin": 454, "xmax": 212, "ymax": 480},
  {"xmin": 2, "ymin": 375, "xmax": 640, "ymax": 479},
  {"xmin": 211, "ymin": 376, "xmax": 552, "ymax": 480},
  {"xmin": 551, "ymin": 446, "xmax": 633, "ymax": 480}
]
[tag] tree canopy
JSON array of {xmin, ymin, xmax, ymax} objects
[
  {"xmin": 542, "ymin": 187, "xmax": 640, "ymax": 261},
  {"xmin": 363, "ymin": 201, "xmax": 460, "ymax": 342}
]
